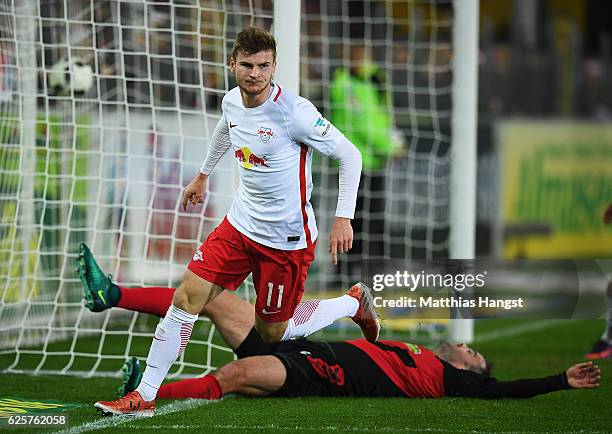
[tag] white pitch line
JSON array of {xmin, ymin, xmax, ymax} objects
[
  {"xmin": 474, "ymin": 319, "xmax": 565, "ymax": 344},
  {"xmin": 55, "ymin": 398, "xmax": 213, "ymax": 434}
]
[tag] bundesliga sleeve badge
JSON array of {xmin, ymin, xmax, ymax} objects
[{"xmin": 312, "ymin": 115, "xmax": 332, "ymax": 137}]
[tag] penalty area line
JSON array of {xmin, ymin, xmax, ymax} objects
[{"xmin": 55, "ymin": 398, "xmax": 214, "ymax": 434}]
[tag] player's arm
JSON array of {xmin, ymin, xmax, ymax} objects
[
  {"xmin": 287, "ymin": 97, "xmax": 362, "ymax": 265},
  {"xmin": 443, "ymin": 361, "xmax": 600, "ymax": 399},
  {"xmin": 327, "ymin": 137, "xmax": 362, "ymax": 265},
  {"xmin": 182, "ymin": 114, "xmax": 232, "ymax": 210}
]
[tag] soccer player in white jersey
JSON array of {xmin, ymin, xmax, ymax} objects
[{"xmin": 93, "ymin": 27, "xmax": 380, "ymax": 416}]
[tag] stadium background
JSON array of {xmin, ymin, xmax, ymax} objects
[{"xmin": 0, "ymin": 0, "xmax": 611, "ymax": 432}]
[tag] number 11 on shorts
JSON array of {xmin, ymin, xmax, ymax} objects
[{"xmin": 266, "ymin": 282, "xmax": 284, "ymax": 308}]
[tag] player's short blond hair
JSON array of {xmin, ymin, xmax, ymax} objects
[{"xmin": 231, "ymin": 27, "xmax": 277, "ymax": 61}]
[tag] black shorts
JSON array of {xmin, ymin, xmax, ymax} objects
[
  {"xmin": 272, "ymin": 339, "xmax": 405, "ymax": 398},
  {"xmin": 234, "ymin": 328, "xmax": 404, "ymax": 398}
]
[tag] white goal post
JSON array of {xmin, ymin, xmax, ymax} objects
[
  {"xmin": 448, "ymin": 0, "xmax": 479, "ymax": 343},
  {"xmin": 273, "ymin": 0, "xmax": 301, "ymax": 94}
]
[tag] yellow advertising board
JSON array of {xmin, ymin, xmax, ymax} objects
[{"xmin": 498, "ymin": 120, "xmax": 612, "ymax": 259}]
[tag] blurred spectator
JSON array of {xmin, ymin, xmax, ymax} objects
[
  {"xmin": 576, "ymin": 59, "xmax": 612, "ymax": 120},
  {"xmin": 329, "ymin": 43, "xmax": 404, "ymax": 281}
]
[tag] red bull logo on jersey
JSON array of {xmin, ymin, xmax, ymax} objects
[
  {"xmin": 234, "ymin": 146, "xmax": 269, "ymax": 169},
  {"xmin": 256, "ymin": 126, "xmax": 277, "ymax": 143}
]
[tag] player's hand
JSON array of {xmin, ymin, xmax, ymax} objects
[
  {"xmin": 566, "ymin": 361, "xmax": 600, "ymax": 389},
  {"xmin": 329, "ymin": 217, "xmax": 353, "ymax": 266},
  {"xmin": 182, "ymin": 173, "xmax": 208, "ymax": 211}
]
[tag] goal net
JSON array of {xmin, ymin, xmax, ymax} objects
[
  {"xmin": 304, "ymin": 0, "xmax": 460, "ymax": 340},
  {"xmin": 1, "ymin": 0, "xmax": 470, "ymax": 377}
]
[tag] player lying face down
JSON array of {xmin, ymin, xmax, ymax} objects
[{"xmin": 92, "ymin": 285, "xmax": 600, "ymax": 410}]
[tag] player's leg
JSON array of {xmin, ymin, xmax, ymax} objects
[
  {"xmin": 586, "ymin": 279, "xmax": 612, "ymax": 359},
  {"xmin": 113, "ymin": 341, "xmax": 401, "ymax": 402},
  {"xmin": 247, "ymin": 239, "xmax": 312, "ymax": 341},
  {"xmin": 78, "ymin": 243, "xmax": 175, "ymax": 316},
  {"xmin": 80, "ymin": 241, "xmax": 216, "ymax": 318},
  {"xmin": 161, "ymin": 356, "xmax": 286, "ymax": 398},
  {"xmin": 79, "ymin": 242, "xmax": 263, "ymax": 355},
  {"xmin": 92, "ymin": 272, "xmax": 220, "ymax": 418},
  {"xmin": 216, "ymin": 356, "xmax": 286, "ymax": 396},
  {"xmin": 110, "ymin": 355, "xmax": 286, "ymax": 402},
  {"xmin": 254, "ymin": 290, "xmax": 359, "ymax": 341},
  {"xmin": 253, "ymin": 317, "xmax": 289, "ymax": 342},
  {"xmin": 79, "ymin": 243, "xmax": 257, "ymax": 349},
  {"xmin": 94, "ymin": 273, "xmax": 223, "ymax": 416},
  {"xmin": 95, "ymin": 218, "xmax": 252, "ymax": 415},
  {"xmin": 132, "ymin": 270, "xmax": 222, "ymax": 402},
  {"xmin": 201, "ymin": 291, "xmax": 257, "ymax": 351},
  {"xmin": 250, "ymin": 240, "xmax": 380, "ymax": 342},
  {"xmin": 279, "ymin": 283, "xmax": 380, "ymax": 342},
  {"xmin": 80, "ymin": 238, "xmax": 377, "ymax": 346}
]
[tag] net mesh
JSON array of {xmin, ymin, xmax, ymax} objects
[{"xmin": 1, "ymin": 0, "xmax": 455, "ymax": 377}]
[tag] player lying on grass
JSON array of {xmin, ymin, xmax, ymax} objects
[{"xmin": 80, "ymin": 251, "xmax": 601, "ymax": 417}]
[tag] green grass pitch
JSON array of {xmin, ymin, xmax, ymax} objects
[{"xmin": 1, "ymin": 319, "xmax": 610, "ymax": 433}]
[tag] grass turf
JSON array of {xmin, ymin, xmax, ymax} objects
[{"xmin": 0, "ymin": 319, "xmax": 610, "ymax": 433}]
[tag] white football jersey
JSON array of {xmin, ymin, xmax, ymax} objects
[{"xmin": 222, "ymin": 82, "xmax": 345, "ymax": 250}]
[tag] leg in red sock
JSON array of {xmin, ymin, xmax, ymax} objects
[
  {"xmin": 157, "ymin": 374, "xmax": 223, "ymax": 400},
  {"xmin": 157, "ymin": 356, "xmax": 286, "ymax": 400},
  {"xmin": 117, "ymin": 287, "xmax": 176, "ymax": 317}
]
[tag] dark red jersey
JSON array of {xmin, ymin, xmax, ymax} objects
[
  {"xmin": 235, "ymin": 328, "xmax": 572, "ymax": 400},
  {"xmin": 346, "ymin": 339, "xmax": 445, "ymax": 398}
]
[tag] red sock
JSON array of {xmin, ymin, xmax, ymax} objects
[
  {"xmin": 117, "ymin": 286, "xmax": 175, "ymax": 317},
  {"xmin": 157, "ymin": 374, "xmax": 223, "ymax": 400}
]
